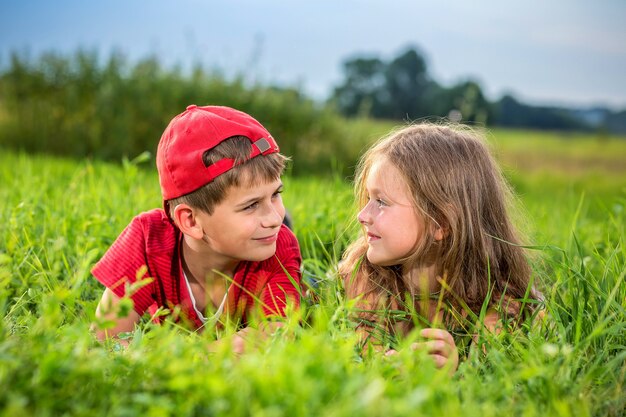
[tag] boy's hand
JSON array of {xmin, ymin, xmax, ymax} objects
[
  {"xmin": 208, "ymin": 321, "xmax": 286, "ymax": 356},
  {"xmin": 410, "ymin": 328, "xmax": 459, "ymax": 373}
]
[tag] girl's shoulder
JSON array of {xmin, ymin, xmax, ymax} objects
[{"xmin": 435, "ymin": 295, "xmax": 526, "ymax": 334}]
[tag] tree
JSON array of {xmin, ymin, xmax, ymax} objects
[
  {"xmin": 382, "ymin": 48, "xmax": 432, "ymax": 119},
  {"xmin": 428, "ymin": 80, "xmax": 493, "ymax": 125},
  {"xmin": 331, "ymin": 57, "xmax": 385, "ymax": 117},
  {"xmin": 331, "ymin": 47, "xmax": 489, "ymax": 122},
  {"xmin": 493, "ymin": 95, "xmax": 587, "ymax": 130}
]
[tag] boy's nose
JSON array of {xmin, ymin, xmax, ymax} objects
[{"xmin": 262, "ymin": 203, "xmax": 284, "ymax": 228}]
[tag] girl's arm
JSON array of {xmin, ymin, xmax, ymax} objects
[
  {"xmin": 409, "ymin": 305, "xmax": 523, "ymax": 372},
  {"xmin": 92, "ymin": 288, "xmax": 141, "ymax": 346},
  {"xmin": 343, "ymin": 273, "xmax": 388, "ymax": 353}
]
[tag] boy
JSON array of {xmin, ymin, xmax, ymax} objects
[{"xmin": 92, "ymin": 105, "xmax": 301, "ymax": 351}]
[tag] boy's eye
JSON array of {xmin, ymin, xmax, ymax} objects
[
  {"xmin": 243, "ymin": 201, "xmax": 259, "ymax": 211},
  {"xmin": 272, "ymin": 189, "xmax": 283, "ymax": 199}
]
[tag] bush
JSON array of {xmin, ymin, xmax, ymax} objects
[{"xmin": 0, "ymin": 50, "xmax": 379, "ymax": 176}]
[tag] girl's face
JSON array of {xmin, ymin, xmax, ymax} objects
[{"xmin": 358, "ymin": 157, "xmax": 423, "ymax": 266}]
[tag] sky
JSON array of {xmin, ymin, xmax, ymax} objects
[{"xmin": 1, "ymin": 0, "xmax": 625, "ymax": 110}]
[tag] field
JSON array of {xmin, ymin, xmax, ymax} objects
[{"xmin": 1, "ymin": 128, "xmax": 625, "ymax": 416}]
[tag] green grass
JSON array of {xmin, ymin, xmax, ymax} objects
[{"xmin": 1, "ymin": 129, "xmax": 625, "ymax": 416}]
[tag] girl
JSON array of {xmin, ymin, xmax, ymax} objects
[{"xmin": 340, "ymin": 123, "xmax": 540, "ymax": 371}]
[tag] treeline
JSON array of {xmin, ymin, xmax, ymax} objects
[
  {"xmin": 0, "ymin": 50, "xmax": 367, "ymax": 175},
  {"xmin": 330, "ymin": 47, "xmax": 626, "ymax": 133},
  {"xmin": 1, "ymin": 49, "xmax": 624, "ymax": 174}
]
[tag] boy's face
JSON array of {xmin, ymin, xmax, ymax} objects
[{"xmin": 195, "ymin": 177, "xmax": 285, "ymax": 263}]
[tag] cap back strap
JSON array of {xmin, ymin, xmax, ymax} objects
[{"xmin": 204, "ymin": 136, "xmax": 279, "ymax": 181}]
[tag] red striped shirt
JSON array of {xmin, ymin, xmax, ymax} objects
[{"xmin": 92, "ymin": 209, "xmax": 301, "ymax": 329}]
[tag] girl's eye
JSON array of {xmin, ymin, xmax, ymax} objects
[{"xmin": 376, "ymin": 199, "xmax": 387, "ymax": 208}]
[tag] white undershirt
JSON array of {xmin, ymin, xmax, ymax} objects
[{"xmin": 182, "ymin": 270, "xmax": 228, "ymax": 325}]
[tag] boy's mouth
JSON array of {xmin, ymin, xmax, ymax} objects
[{"xmin": 254, "ymin": 233, "xmax": 279, "ymax": 244}]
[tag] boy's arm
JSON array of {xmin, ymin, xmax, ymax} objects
[
  {"xmin": 92, "ymin": 288, "xmax": 141, "ymax": 346},
  {"xmin": 91, "ymin": 212, "xmax": 161, "ymax": 345},
  {"xmin": 218, "ymin": 228, "xmax": 300, "ymax": 355}
]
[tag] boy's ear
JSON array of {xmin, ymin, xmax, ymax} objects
[{"xmin": 172, "ymin": 204, "xmax": 204, "ymax": 239}]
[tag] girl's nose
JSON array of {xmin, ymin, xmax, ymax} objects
[{"xmin": 358, "ymin": 203, "xmax": 372, "ymax": 225}]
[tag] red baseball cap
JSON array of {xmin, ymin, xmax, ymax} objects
[{"xmin": 156, "ymin": 105, "xmax": 279, "ymax": 202}]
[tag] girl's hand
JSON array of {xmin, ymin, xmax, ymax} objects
[{"xmin": 411, "ymin": 328, "xmax": 459, "ymax": 373}]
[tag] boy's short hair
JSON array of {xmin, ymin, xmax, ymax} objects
[
  {"xmin": 156, "ymin": 105, "xmax": 286, "ymax": 216},
  {"xmin": 167, "ymin": 136, "xmax": 287, "ymax": 216}
]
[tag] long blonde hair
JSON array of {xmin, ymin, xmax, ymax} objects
[{"xmin": 341, "ymin": 123, "xmax": 536, "ymax": 326}]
